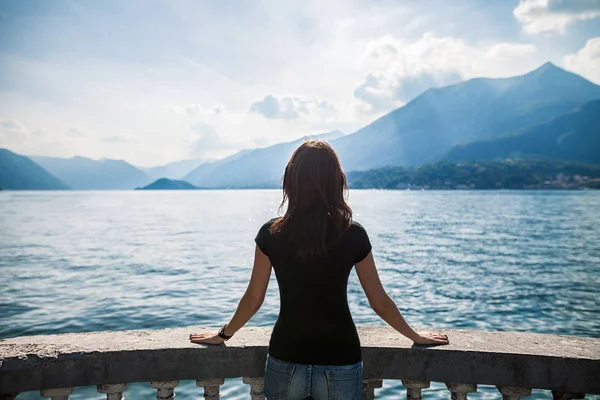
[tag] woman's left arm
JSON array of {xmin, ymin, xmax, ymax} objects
[{"xmin": 190, "ymin": 245, "xmax": 272, "ymax": 344}]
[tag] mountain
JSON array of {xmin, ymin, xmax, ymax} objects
[
  {"xmin": 136, "ymin": 178, "xmax": 199, "ymax": 190},
  {"xmin": 332, "ymin": 62, "xmax": 600, "ymax": 171},
  {"xmin": 31, "ymin": 156, "xmax": 150, "ymax": 190},
  {"xmin": 12, "ymin": 64, "xmax": 599, "ymax": 190},
  {"xmin": 0, "ymin": 148, "xmax": 69, "ymax": 190},
  {"xmin": 184, "ymin": 131, "xmax": 345, "ymax": 188},
  {"xmin": 443, "ymin": 100, "xmax": 600, "ymax": 164},
  {"xmin": 142, "ymin": 158, "xmax": 212, "ymax": 181}
]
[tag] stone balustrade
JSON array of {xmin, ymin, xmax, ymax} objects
[{"xmin": 1, "ymin": 327, "xmax": 599, "ymax": 399}]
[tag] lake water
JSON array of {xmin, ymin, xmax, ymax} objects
[{"xmin": 1, "ymin": 190, "xmax": 599, "ymax": 399}]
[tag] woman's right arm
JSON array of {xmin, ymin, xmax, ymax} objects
[{"xmin": 355, "ymin": 252, "xmax": 449, "ymax": 345}]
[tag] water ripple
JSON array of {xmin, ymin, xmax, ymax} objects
[{"xmin": 1, "ymin": 190, "xmax": 599, "ymax": 399}]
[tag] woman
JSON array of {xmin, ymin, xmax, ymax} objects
[{"xmin": 190, "ymin": 140, "xmax": 448, "ymax": 400}]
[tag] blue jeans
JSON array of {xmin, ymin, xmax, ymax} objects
[{"xmin": 264, "ymin": 355, "xmax": 363, "ymax": 400}]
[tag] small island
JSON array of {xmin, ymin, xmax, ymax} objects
[{"xmin": 136, "ymin": 178, "xmax": 199, "ymax": 190}]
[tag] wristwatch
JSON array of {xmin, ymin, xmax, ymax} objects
[{"xmin": 218, "ymin": 324, "xmax": 233, "ymax": 341}]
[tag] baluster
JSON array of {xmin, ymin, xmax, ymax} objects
[
  {"xmin": 362, "ymin": 379, "xmax": 383, "ymax": 400},
  {"xmin": 552, "ymin": 391, "xmax": 585, "ymax": 400},
  {"xmin": 402, "ymin": 380, "xmax": 430, "ymax": 400},
  {"xmin": 150, "ymin": 381, "xmax": 179, "ymax": 400},
  {"xmin": 98, "ymin": 383, "xmax": 127, "ymax": 400},
  {"xmin": 497, "ymin": 386, "xmax": 532, "ymax": 400},
  {"xmin": 196, "ymin": 378, "xmax": 225, "ymax": 399},
  {"xmin": 446, "ymin": 383, "xmax": 477, "ymax": 400},
  {"xmin": 243, "ymin": 377, "xmax": 265, "ymax": 400},
  {"xmin": 40, "ymin": 388, "xmax": 74, "ymax": 400}
]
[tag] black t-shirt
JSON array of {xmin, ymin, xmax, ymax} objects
[{"xmin": 255, "ymin": 218, "xmax": 372, "ymax": 365}]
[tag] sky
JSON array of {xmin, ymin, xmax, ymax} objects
[{"xmin": 1, "ymin": 0, "xmax": 599, "ymax": 167}]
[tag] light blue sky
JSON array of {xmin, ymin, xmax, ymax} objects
[{"xmin": 1, "ymin": 0, "xmax": 599, "ymax": 166}]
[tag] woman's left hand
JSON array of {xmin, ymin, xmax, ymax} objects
[{"xmin": 189, "ymin": 332, "xmax": 226, "ymax": 345}]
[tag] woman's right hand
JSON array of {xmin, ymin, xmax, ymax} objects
[{"xmin": 412, "ymin": 332, "xmax": 449, "ymax": 345}]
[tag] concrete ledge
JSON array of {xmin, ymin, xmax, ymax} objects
[{"xmin": 1, "ymin": 327, "xmax": 599, "ymax": 394}]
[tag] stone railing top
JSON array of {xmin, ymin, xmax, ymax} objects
[{"xmin": 1, "ymin": 326, "xmax": 599, "ymax": 395}]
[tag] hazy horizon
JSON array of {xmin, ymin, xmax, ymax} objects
[{"xmin": 1, "ymin": 0, "xmax": 600, "ymax": 166}]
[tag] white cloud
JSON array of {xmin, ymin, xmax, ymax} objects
[
  {"xmin": 0, "ymin": 119, "xmax": 28, "ymax": 133},
  {"xmin": 353, "ymin": 34, "xmax": 538, "ymax": 112},
  {"xmin": 101, "ymin": 135, "xmax": 128, "ymax": 143},
  {"xmin": 170, "ymin": 104, "xmax": 224, "ymax": 116},
  {"xmin": 98, "ymin": 128, "xmax": 135, "ymax": 144},
  {"xmin": 250, "ymin": 94, "xmax": 336, "ymax": 121},
  {"xmin": 0, "ymin": 1, "xmax": 588, "ymax": 165},
  {"xmin": 0, "ymin": 119, "xmax": 29, "ymax": 148},
  {"xmin": 0, "ymin": 118, "xmax": 75, "ymax": 156},
  {"xmin": 250, "ymin": 95, "xmax": 300, "ymax": 119},
  {"xmin": 486, "ymin": 43, "xmax": 538, "ymax": 58},
  {"xmin": 563, "ymin": 37, "xmax": 600, "ymax": 84},
  {"xmin": 189, "ymin": 122, "xmax": 237, "ymax": 158},
  {"xmin": 66, "ymin": 127, "xmax": 88, "ymax": 137},
  {"xmin": 514, "ymin": 0, "xmax": 600, "ymax": 34}
]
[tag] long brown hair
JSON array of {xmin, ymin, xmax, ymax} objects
[{"xmin": 270, "ymin": 139, "xmax": 352, "ymax": 260}]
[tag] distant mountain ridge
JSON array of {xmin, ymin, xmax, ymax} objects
[
  {"xmin": 182, "ymin": 63, "xmax": 600, "ymax": 188},
  {"xmin": 332, "ymin": 62, "xmax": 600, "ymax": 171},
  {"xmin": 32, "ymin": 155, "xmax": 150, "ymax": 190},
  {"xmin": 0, "ymin": 149, "xmax": 69, "ymax": 190},
  {"xmin": 443, "ymin": 99, "xmax": 600, "ymax": 164},
  {"xmin": 6, "ymin": 63, "xmax": 600, "ymax": 190},
  {"xmin": 184, "ymin": 130, "xmax": 345, "ymax": 188}
]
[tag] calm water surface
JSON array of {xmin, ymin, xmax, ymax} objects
[{"xmin": 1, "ymin": 190, "xmax": 599, "ymax": 399}]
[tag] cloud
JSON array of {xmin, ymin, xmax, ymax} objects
[
  {"xmin": 250, "ymin": 95, "xmax": 299, "ymax": 119},
  {"xmin": 514, "ymin": 0, "xmax": 600, "ymax": 34},
  {"xmin": 100, "ymin": 129, "xmax": 133, "ymax": 143},
  {"xmin": 189, "ymin": 122, "xmax": 235, "ymax": 158},
  {"xmin": 67, "ymin": 127, "xmax": 90, "ymax": 137},
  {"xmin": 0, "ymin": 119, "xmax": 28, "ymax": 132},
  {"xmin": 191, "ymin": 122, "xmax": 218, "ymax": 135},
  {"xmin": 170, "ymin": 104, "xmax": 224, "ymax": 116},
  {"xmin": 0, "ymin": 1, "xmax": 578, "ymax": 165},
  {"xmin": 0, "ymin": 119, "xmax": 29, "ymax": 148},
  {"xmin": 563, "ymin": 37, "xmax": 600, "ymax": 84},
  {"xmin": 486, "ymin": 43, "xmax": 538, "ymax": 58},
  {"xmin": 354, "ymin": 70, "xmax": 463, "ymax": 112},
  {"xmin": 249, "ymin": 94, "xmax": 336, "ymax": 120},
  {"xmin": 353, "ymin": 34, "xmax": 538, "ymax": 112},
  {"xmin": 0, "ymin": 118, "xmax": 85, "ymax": 155},
  {"xmin": 102, "ymin": 136, "xmax": 128, "ymax": 143}
]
